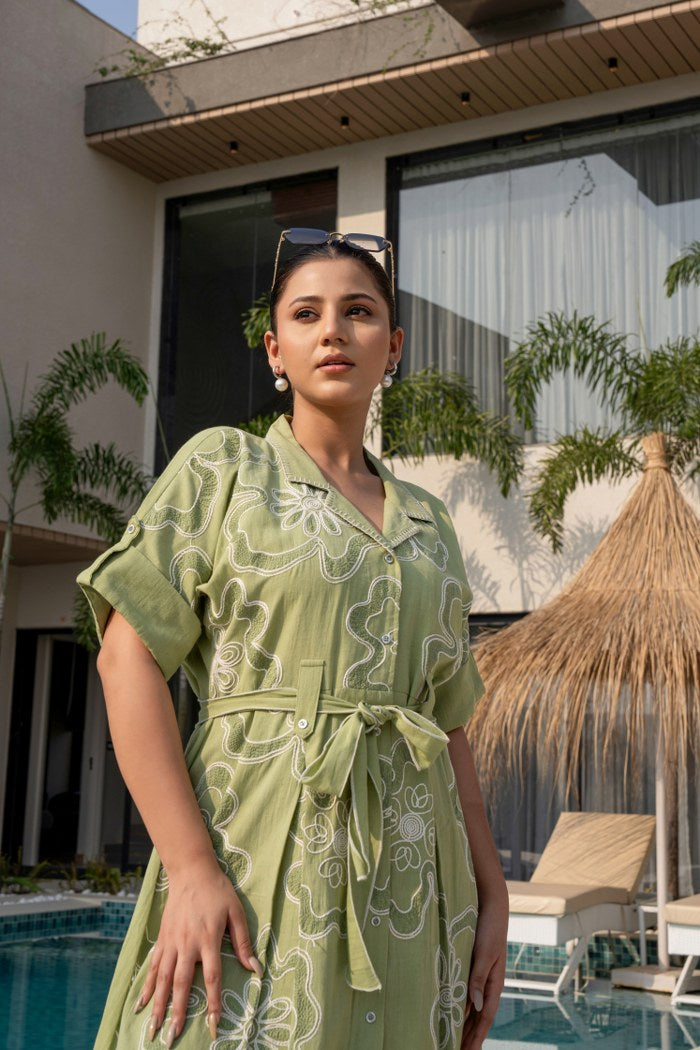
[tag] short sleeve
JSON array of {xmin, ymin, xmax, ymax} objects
[
  {"xmin": 76, "ymin": 427, "xmax": 241, "ymax": 681},
  {"xmin": 428, "ymin": 497, "xmax": 486, "ymax": 733},
  {"xmin": 432, "ymin": 650, "xmax": 485, "ymax": 733}
]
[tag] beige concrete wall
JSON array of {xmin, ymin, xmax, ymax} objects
[
  {"xmin": 136, "ymin": 0, "xmax": 429, "ymax": 51},
  {"xmin": 0, "ymin": 0, "xmax": 159, "ymax": 835},
  {"xmin": 1, "ymin": 0, "xmax": 158, "ymax": 541}
]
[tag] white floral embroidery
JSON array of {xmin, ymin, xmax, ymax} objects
[
  {"xmin": 430, "ymin": 905, "xmax": 473, "ymax": 1050},
  {"xmin": 270, "ymin": 484, "xmax": 342, "ymax": 537},
  {"xmin": 300, "ymin": 797, "xmax": 349, "ymax": 889}
]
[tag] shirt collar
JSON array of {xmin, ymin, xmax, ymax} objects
[{"xmin": 264, "ymin": 414, "xmax": 437, "ymax": 546}]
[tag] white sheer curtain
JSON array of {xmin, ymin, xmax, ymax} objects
[{"xmin": 397, "ymin": 112, "xmax": 700, "ymax": 440}]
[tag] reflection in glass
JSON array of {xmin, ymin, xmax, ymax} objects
[{"xmin": 397, "ymin": 113, "xmax": 700, "ymax": 441}]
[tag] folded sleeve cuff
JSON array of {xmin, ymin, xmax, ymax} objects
[
  {"xmin": 432, "ymin": 652, "xmax": 486, "ymax": 733},
  {"xmin": 77, "ymin": 543, "xmax": 202, "ymax": 682}
]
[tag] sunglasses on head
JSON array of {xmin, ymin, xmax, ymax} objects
[{"xmin": 271, "ymin": 228, "xmax": 395, "ymax": 295}]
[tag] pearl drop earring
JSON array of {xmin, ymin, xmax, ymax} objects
[
  {"xmin": 381, "ymin": 362, "xmax": 398, "ymax": 389},
  {"xmin": 273, "ymin": 367, "xmax": 289, "ymax": 392}
]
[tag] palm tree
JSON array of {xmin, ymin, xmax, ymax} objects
[
  {"xmin": 241, "ymin": 296, "xmax": 523, "ymax": 496},
  {"xmin": 0, "ymin": 333, "xmax": 151, "ymax": 647},
  {"xmin": 505, "ymin": 241, "xmax": 700, "ymax": 551}
]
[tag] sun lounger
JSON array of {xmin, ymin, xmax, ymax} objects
[
  {"xmin": 505, "ymin": 811, "xmax": 656, "ymax": 996},
  {"xmin": 668, "ymin": 895, "xmax": 700, "ymax": 1007}
]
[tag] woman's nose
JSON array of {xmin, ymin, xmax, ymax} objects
[{"xmin": 320, "ymin": 310, "xmax": 347, "ymax": 344}]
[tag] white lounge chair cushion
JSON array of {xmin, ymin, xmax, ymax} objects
[
  {"xmin": 666, "ymin": 895, "xmax": 700, "ymax": 926},
  {"xmin": 531, "ymin": 812, "xmax": 655, "ymax": 901},
  {"xmin": 507, "ymin": 881, "xmax": 630, "ymax": 916}
]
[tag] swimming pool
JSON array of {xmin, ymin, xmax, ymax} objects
[
  {"xmin": 487, "ymin": 986, "xmax": 700, "ymax": 1049},
  {"xmin": 1, "ymin": 935, "xmax": 700, "ymax": 1050},
  {"xmin": 0, "ymin": 936, "xmax": 120, "ymax": 1050}
]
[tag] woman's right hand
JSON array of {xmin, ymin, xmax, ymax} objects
[{"xmin": 135, "ymin": 857, "xmax": 262, "ymax": 1046}]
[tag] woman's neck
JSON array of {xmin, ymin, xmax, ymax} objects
[{"xmin": 288, "ymin": 399, "xmax": 372, "ymax": 478}]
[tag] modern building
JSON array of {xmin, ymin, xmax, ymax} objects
[{"xmin": 2, "ymin": 0, "xmax": 699, "ymax": 885}]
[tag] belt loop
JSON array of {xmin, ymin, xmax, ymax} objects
[{"xmin": 295, "ymin": 661, "xmax": 324, "ymax": 738}]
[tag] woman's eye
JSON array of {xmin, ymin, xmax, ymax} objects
[
  {"xmin": 294, "ymin": 308, "xmax": 317, "ymax": 320},
  {"xmin": 347, "ymin": 305, "xmax": 370, "ymax": 316}
]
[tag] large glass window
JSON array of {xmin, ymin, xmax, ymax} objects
[
  {"xmin": 158, "ymin": 171, "xmax": 337, "ymax": 465},
  {"xmin": 393, "ymin": 106, "xmax": 700, "ymax": 441}
]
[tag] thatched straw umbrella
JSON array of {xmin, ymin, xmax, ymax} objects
[{"xmin": 468, "ymin": 432, "xmax": 700, "ymax": 967}]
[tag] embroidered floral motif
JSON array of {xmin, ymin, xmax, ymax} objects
[
  {"xmin": 430, "ymin": 903, "xmax": 475, "ymax": 1050},
  {"xmin": 300, "ymin": 795, "xmax": 349, "ymax": 889},
  {"xmin": 270, "ymin": 484, "xmax": 342, "ymax": 538}
]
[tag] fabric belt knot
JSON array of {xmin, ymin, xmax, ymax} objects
[{"xmin": 196, "ymin": 661, "xmax": 449, "ymax": 994}]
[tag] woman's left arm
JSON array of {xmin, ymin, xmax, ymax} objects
[{"xmin": 447, "ymin": 727, "xmax": 509, "ymax": 1050}]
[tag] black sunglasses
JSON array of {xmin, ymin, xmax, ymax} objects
[{"xmin": 272, "ymin": 228, "xmax": 395, "ymax": 294}]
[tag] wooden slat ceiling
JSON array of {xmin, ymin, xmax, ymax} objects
[{"xmin": 87, "ymin": 1, "xmax": 700, "ymax": 182}]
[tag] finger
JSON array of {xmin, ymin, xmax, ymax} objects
[
  {"xmin": 149, "ymin": 948, "xmax": 177, "ymax": 1041},
  {"xmin": 202, "ymin": 946, "xmax": 222, "ymax": 1040},
  {"xmin": 467, "ymin": 970, "xmax": 486, "ymax": 1013},
  {"xmin": 228, "ymin": 898, "xmax": 262, "ymax": 978},
  {"xmin": 135, "ymin": 947, "xmax": 162, "ymax": 1014},
  {"xmin": 462, "ymin": 974, "xmax": 502, "ymax": 1048},
  {"xmin": 166, "ymin": 953, "xmax": 196, "ymax": 1048}
]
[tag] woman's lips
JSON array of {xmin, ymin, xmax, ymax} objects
[
  {"xmin": 319, "ymin": 361, "xmax": 354, "ymax": 372},
  {"xmin": 318, "ymin": 355, "xmax": 354, "ymax": 373}
]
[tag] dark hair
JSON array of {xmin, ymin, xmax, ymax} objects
[{"xmin": 269, "ymin": 240, "xmax": 396, "ymax": 333}]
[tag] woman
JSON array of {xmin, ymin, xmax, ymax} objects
[{"xmin": 78, "ymin": 232, "xmax": 508, "ymax": 1050}]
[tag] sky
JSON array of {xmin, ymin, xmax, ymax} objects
[{"xmin": 81, "ymin": 0, "xmax": 140, "ymax": 38}]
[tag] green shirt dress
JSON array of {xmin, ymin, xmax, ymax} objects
[{"xmin": 77, "ymin": 414, "xmax": 484, "ymax": 1050}]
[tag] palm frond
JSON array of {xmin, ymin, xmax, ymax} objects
[
  {"xmin": 0, "ymin": 359, "xmax": 16, "ymax": 442},
  {"xmin": 74, "ymin": 443, "xmax": 150, "ymax": 506},
  {"xmin": 32, "ymin": 334, "xmax": 149, "ymax": 414},
  {"xmin": 377, "ymin": 367, "xmax": 523, "ymax": 496},
  {"xmin": 505, "ymin": 311, "xmax": 638, "ymax": 429},
  {"xmin": 529, "ymin": 428, "xmax": 642, "ymax": 552},
  {"xmin": 10, "ymin": 409, "xmax": 77, "ymax": 504},
  {"xmin": 242, "ymin": 294, "xmax": 271, "ymax": 350},
  {"xmin": 54, "ymin": 491, "xmax": 126, "ymax": 545},
  {"xmin": 665, "ymin": 241, "xmax": 700, "ymax": 297},
  {"xmin": 624, "ymin": 336, "xmax": 700, "ymax": 436}
]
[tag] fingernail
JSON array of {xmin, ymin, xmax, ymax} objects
[
  {"xmin": 248, "ymin": 955, "xmax": 264, "ymax": 979},
  {"xmin": 166, "ymin": 1019, "xmax": 179, "ymax": 1048},
  {"xmin": 147, "ymin": 1014, "xmax": 160, "ymax": 1041},
  {"xmin": 133, "ymin": 994, "xmax": 145, "ymax": 1014},
  {"xmin": 473, "ymin": 989, "xmax": 484, "ymax": 1012},
  {"xmin": 207, "ymin": 1012, "xmax": 219, "ymax": 1039}
]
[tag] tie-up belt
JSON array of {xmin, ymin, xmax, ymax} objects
[{"xmin": 196, "ymin": 660, "xmax": 450, "ymax": 993}]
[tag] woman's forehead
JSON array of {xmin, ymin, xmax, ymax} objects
[{"xmin": 280, "ymin": 256, "xmax": 380, "ymax": 299}]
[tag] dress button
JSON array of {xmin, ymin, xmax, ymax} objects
[
  {"xmin": 126, "ymin": 522, "xmax": 137, "ymax": 534},
  {"xmin": 366, "ymin": 1011, "xmax": 376, "ymax": 1024},
  {"xmin": 297, "ymin": 718, "xmax": 308, "ymax": 729},
  {"xmin": 381, "ymin": 633, "xmax": 392, "ymax": 645},
  {"xmin": 371, "ymin": 915, "xmax": 381, "ymax": 927},
  {"xmin": 384, "ymin": 552, "xmax": 394, "ymax": 563}
]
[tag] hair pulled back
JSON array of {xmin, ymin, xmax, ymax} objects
[{"xmin": 269, "ymin": 240, "xmax": 396, "ymax": 333}]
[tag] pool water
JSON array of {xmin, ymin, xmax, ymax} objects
[
  {"xmin": 0, "ymin": 936, "xmax": 120, "ymax": 1050},
  {"xmin": 487, "ymin": 986, "xmax": 700, "ymax": 1049},
  {"xmin": 1, "ymin": 936, "xmax": 700, "ymax": 1050}
]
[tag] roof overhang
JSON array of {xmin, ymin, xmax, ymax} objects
[
  {"xmin": 1, "ymin": 521, "xmax": 107, "ymax": 567},
  {"xmin": 85, "ymin": 1, "xmax": 700, "ymax": 183},
  {"xmin": 439, "ymin": 0, "xmax": 563, "ymax": 28}
]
